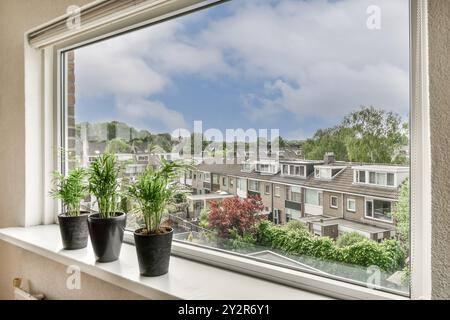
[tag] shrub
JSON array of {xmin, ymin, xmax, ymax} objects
[
  {"xmin": 283, "ymin": 220, "xmax": 306, "ymax": 231},
  {"xmin": 254, "ymin": 221, "xmax": 405, "ymax": 272},
  {"xmin": 336, "ymin": 232, "xmax": 367, "ymax": 248},
  {"xmin": 208, "ymin": 195, "xmax": 265, "ymax": 238}
]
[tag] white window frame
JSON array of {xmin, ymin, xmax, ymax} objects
[
  {"xmin": 274, "ymin": 186, "xmax": 281, "ymax": 198},
  {"xmin": 248, "ymin": 180, "xmax": 260, "ymax": 192},
  {"xmin": 265, "ymin": 183, "xmax": 271, "ymax": 195},
  {"xmin": 364, "ymin": 198, "xmax": 394, "ymax": 224},
  {"xmin": 24, "ymin": 0, "xmax": 431, "ymax": 300},
  {"xmin": 347, "ymin": 198, "xmax": 356, "ymax": 213},
  {"xmin": 330, "ymin": 196, "xmax": 339, "ymax": 209}
]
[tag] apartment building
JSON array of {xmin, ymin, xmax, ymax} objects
[{"xmin": 182, "ymin": 153, "xmax": 408, "ymax": 241}]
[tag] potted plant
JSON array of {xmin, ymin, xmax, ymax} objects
[
  {"xmin": 87, "ymin": 153, "xmax": 126, "ymax": 262},
  {"xmin": 128, "ymin": 160, "xmax": 187, "ymax": 276},
  {"xmin": 50, "ymin": 168, "xmax": 89, "ymax": 250}
]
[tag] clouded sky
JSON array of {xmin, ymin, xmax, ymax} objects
[{"xmin": 74, "ymin": 0, "xmax": 410, "ymax": 140}]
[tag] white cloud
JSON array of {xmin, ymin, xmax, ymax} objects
[
  {"xmin": 199, "ymin": 0, "xmax": 410, "ymax": 119},
  {"xmin": 116, "ymin": 98, "xmax": 188, "ymax": 132},
  {"xmin": 75, "ymin": 0, "xmax": 410, "ymax": 134}
]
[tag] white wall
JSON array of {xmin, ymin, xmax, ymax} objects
[{"xmin": 0, "ymin": 0, "xmax": 144, "ymax": 300}]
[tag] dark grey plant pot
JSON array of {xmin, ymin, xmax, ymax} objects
[
  {"xmin": 58, "ymin": 212, "xmax": 89, "ymax": 250},
  {"xmin": 134, "ymin": 227, "xmax": 173, "ymax": 277},
  {"xmin": 88, "ymin": 212, "xmax": 126, "ymax": 263}
]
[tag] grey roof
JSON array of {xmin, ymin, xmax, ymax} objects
[
  {"xmin": 309, "ymin": 218, "xmax": 395, "ymax": 233},
  {"xmin": 303, "ymin": 166, "xmax": 399, "ymax": 199},
  {"xmin": 194, "ymin": 162, "xmax": 400, "ymax": 200}
]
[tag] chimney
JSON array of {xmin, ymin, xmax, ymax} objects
[{"xmin": 324, "ymin": 152, "xmax": 335, "ymax": 164}]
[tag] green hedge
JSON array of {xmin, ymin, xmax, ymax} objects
[{"xmin": 255, "ymin": 221, "xmax": 405, "ymax": 272}]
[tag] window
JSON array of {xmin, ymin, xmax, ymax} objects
[
  {"xmin": 365, "ymin": 199, "xmax": 393, "ymax": 223},
  {"xmin": 222, "ymin": 177, "xmax": 227, "ymax": 187},
  {"xmin": 315, "ymin": 169, "xmax": 320, "ymax": 179},
  {"xmin": 274, "ymin": 186, "xmax": 281, "ymax": 198},
  {"xmin": 358, "ymin": 170, "xmax": 366, "ymax": 183},
  {"xmin": 347, "ymin": 198, "xmax": 356, "ymax": 212},
  {"xmin": 356, "ymin": 169, "xmax": 400, "ymax": 187},
  {"xmin": 305, "ymin": 189, "xmax": 322, "ymax": 206},
  {"xmin": 230, "ymin": 178, "xmax": 234, "ymax": 187},
  {"xmin": 265, "ymin": 184, "xmax": 270, "ymax": 195},
  {"xmin": 286, "ymin": 186, "xmax": 301, "ymax": 203},
  {"xmin": 376, "ymin": 173, "xmax": 387, "ymax": 186},
  {"xmin": 369, "ymin": 171, "xmax": 376, "ymax": 184},
  {"xmin": 286, "ymin": 208, "xmax": 301, "ymax": 221},
  {"xmin": 330, "ymin": 196, "xmax": 338, "ymax": 209},
  {"xmin": 387, "ymin": 173, "xmax": 395, "ymax": 186},
  {"xmin": 315, "ymin": 167, "xmax": 332, "ymax": 179},
  {"xmin": 62, "ymin": 0, "xmax": 412, "ymax": 298},
  {"xmin": 248, "ymin": 180, "xmax": 260, "ymax": 192},
  {"xmin": 237, "ymin": 178, "xmax": 246, "ymax": 191},
  {"xmin": 273, "ymin": 209, "xmax": 281, "ymax": 224}
]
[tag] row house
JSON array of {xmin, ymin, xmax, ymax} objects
[{"xmin": 182, "ymin": 153, "xmax": 408, "ymax": 241}]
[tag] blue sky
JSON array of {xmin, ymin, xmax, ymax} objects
[{"xmin": 74, "ymin": 0, "xmax": 410, "ymax": 141}]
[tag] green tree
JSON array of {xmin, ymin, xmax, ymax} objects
[
  {"xmin": 392, "ymin": 180, "xmax": 409, "ymax": 249},
  {"xmin": 105, "ymin": 138, "xmax": 132, "ymax": 154},
  {"xmin": 303, "ymin": 127, "xmax": 349, "ymax": 161},
  {"xmin": 342, "ymin": 106, "xmax": 408, "ymax": 164},
  {"xmin": 303, "ymin": 106, "xmax": 408, "ymax": 164}
]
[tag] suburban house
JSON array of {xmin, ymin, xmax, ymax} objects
[{"xmin": 181, "ymin": 152, "xmax": 408, "ymax": 241}]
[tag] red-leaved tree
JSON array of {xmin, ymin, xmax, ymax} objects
[{"xmin": 207, "ymin": 195, "xmax": 265, "ymax": 238}]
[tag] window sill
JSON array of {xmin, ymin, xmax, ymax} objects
[{"xmin": 0, "ymin": 225, "xmax": 330, "ymax": 300}]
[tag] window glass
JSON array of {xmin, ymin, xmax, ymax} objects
[
  {"xmin": 347, "ymin": 199, "xmax": 356, "ymax": 212},
  {"xmin": 376, "ymin": 173, "xmax": 387, "ymax": 186},
  {"xmin": 369, "ymin": 171, "xmax": 376, "ymax": 184},
  {"xmin": 331, "ymin": 196, "xmax": 338, "ymax": 208},
  {"xmin": 305, "ymin": 189, "xmax": 319, "ymax": 206},
  {"xmin": 66, "ymin": 0, "xmax": 410, "ymax": 296},
  {"xmin": 359, "ymin": 171, "xmax": 366, "ymax": 183},
  {"xmin": 387, "ymin": 173, "xmax": 395, "ymax": 186},
  {"xmin": 274, "ymin": 186, "xmax": 281, "ymax": 198}
]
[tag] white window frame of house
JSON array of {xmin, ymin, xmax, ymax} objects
[
  {"xmin": 364, "ymin": 198, "xmax": 394, "ymax": 224},
  {"xmin": 274, "ymin": 186, "xmax": 281, "ymax": 198},
  {"xmin": 23, "ymin": 0, "xmax": 431, "ymax": 300},
  {"xmin": 355, "ymin": 170, "xmax": 398, "ymax": 188},
  {"xmin": 248, "ymin": 180, "xmax": 260, "ymax": 192},
  {"xmin": 347, "ymin": 198, "xmax": 356, "ymax": 213},
  {"xmin": 265, "ymin": 184, "xmax": 270, "ymax": 195},
  {"xmin": 330, "ymin": 196, "xmax": 339, "ymax": 209}
]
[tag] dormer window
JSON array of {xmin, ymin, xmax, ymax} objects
[
  {"xmin": 281, "ymin": 164, "xmax": 306, "ymax": 178},
  {"xmin": 353, "ymin": 166, "xmax": 408, "ymax": 187},
  {"xmin": 314, "ymin": 166, "xmax": 344, "ymax": 180}
]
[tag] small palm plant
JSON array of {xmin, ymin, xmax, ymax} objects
[
  {"xmin": 88, "ymin": 153, "xmax": 120, "ymax": 218},
  {"xmin": 50, "ymin": 168, "xmax": 88, "ymax": 216},
  {"xmin": 50, "ymin": 167, "xmax": 89, "ymax": 250},
  {"xmin": 128, "ymin": 160, "xmax": 189, "ymax": 234}
]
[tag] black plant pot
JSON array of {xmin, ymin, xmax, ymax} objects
[
  {"xmin": 88, "ymin": 212, "xmax": 126, "ymax": 262},
  {"xmin": 58, "ymin": 212, "xmax": 89, "ymax": 250},
  {"xmin": 134, "ymin": 227, "xmax": 173, "ymax": 277}
]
